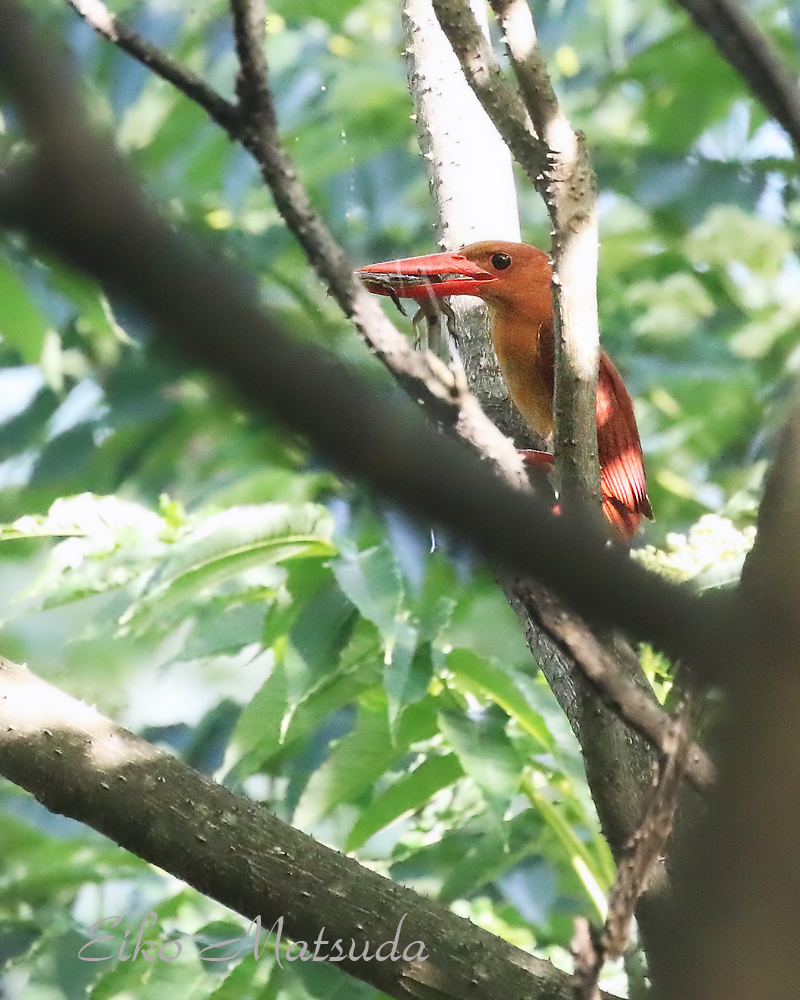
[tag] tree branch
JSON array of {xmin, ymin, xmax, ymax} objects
[
  {"xmin": 648, "ymin": 399, "xmax": 800, "ymax": 1000},
  {"xmin": 0, "ymin": 657, "xmax": 615, "ymax": 1000},
  {"xmin": 674, "ymin": 0, "xmax": 800, "ymax": 156},
  {"xmin": 66, "ymin": 0, "xmax": 242, "ymax": 134},
  {"xmin": 518, "ymin": 581, "xmax": 713, "ymax": 791}
]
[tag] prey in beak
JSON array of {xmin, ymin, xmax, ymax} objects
[
  {"xmin": 355, "ymin": 250, "xmax": 497, "ymax": 301},
  {"xmin": 356, "ymin": 250, "xmax": 496, "ymax": 350}
]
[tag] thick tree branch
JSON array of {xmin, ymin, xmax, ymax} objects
[
  {"xmin": 674, "ymin": 0, "xmax": 800, "ymax": 156},
  {"xmin": 0, "ymin": 657, "xmax": 615, "ymax": 1000},
  {"xmin": 650, "ymin": 399, "xmax": 800, "ymax": 1000},
  {"xmin": 398, "ymin": 27, "xmax": 691, "ymax": 981},
  {"xmin": 400, "ymin": 23, "xmax": 709, "ymax": 971}
]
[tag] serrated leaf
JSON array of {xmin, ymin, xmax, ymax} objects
[
  {"xmin": 345, "ymin": 753, "xmax": 464, "ymax": 851},
  {"xmin": 288, "ymin": 581, "xmax": 358, "ymax": 688},
  {"xmin": 227, "ymin": 662, "xmax": 289, "ymax": 779},
  {"xmin": 437, "ymin": 810, "xmax": 545, "ymax": 904},
  {"xmin": 178, "ymin": 599, "xmax": 267, "ymax": 661},
  {"xmin": 293, "ymin": 694, "xmax": 438, "ymax": 829}
]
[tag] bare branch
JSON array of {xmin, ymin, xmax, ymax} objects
[
  {"xmin": 64, "ymin": 0, "xmax": 529, "ymax": 493},
  {"xmin": 571, "ymin": 707, "xmax": 690, "ymax": 998},
  {"xmin": 229, "ymin": 0, "xmax": 270, "ymax": 124},
  {"xmin": 487, "ymin": 0, "xmax": 600, "ymax": 516},
  {"xmin": 432, "ymin": 0, "xmax": 599, "ymax": 524},
  {"xmin": 648, "ymin": 399, "xmax": 800, "ymax": 1000},
  {"xmin": 66, "ymin": 0, "xmax": 241, "ymax": 134},
  {"xmin": 0, "ymin": 656, "xmax": 613, "ymax": 1000},
  {"xmin": 571, "ymin": 918, "xmax": 603, "ymax": 1000},
  {"xmin": 674, "ymin": 0, "xmax": 800, "ymax": 156}
]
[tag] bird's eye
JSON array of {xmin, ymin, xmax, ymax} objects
[{"xmin": 490, "ymin": 252, "xmax": 512, "ymax": 271}]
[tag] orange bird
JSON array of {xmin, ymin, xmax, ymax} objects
[{"xmin": 356, "ymin": 240, "xmax": 652, "ymax": 542}]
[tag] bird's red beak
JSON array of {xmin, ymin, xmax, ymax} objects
[{"xmin": 356, "ymin": 250, "xmax": 495, "ymax": 301}]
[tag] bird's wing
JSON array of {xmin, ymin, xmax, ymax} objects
[{"xmin": 597, "ymin": 351, "xmax": 652, "ymax": 522}]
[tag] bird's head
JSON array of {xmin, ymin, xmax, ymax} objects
[{"xmin": 356, "ymin": 241, "xmax": 552, "ymax": 318}]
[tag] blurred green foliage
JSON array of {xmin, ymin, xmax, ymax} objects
[{"xmin": 0, "ymin": 0, "xmax": 794, "ymax": 997}]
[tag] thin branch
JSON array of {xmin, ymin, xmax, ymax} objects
[
  {"xmin": 571, "ymin": 707, "xmax": 690, "ymax": 999},
  {"xmin": 399, "ymin": 17, "xmax": 682, "ymax": 952},
  {"xmin": 602, "ymin": 704, "xmax": 692, "ymax": 959},
  {"xmin": 229, "ymin": 0, "xmax": 270, "ymax": 124},
  {"xmin": 0, "ymin": 657, "xmax": 611, "ymax": 1000},
  {"xmin": 66, "ymin": 0, "xmax": 242, "ymax": 134},
  {"xmin": 571, "ymin": 918, "xmax": 603, "ymax": 1000},
  {"xmin": 647, "ymin": 398, "xmax": 800, "ymax": 1000},
  {"xmin": 674, "ymin": 0, "xmax": 800, "ymax": 156}
]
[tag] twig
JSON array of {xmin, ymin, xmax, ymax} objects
[
  {"xmin": 519, "ymin": 581, "xmax": 714, "ymax": 791},
  {"xmin": 54, "ymin": 1, "xmax": 714, "ymax": 801},
  {"xmin": 0, "ymin": 0, "xmax": 724, "ymax": 671},
  {"xmin": 66, "ymin": 0, "xmax": 241, "ymax": 134},
  {"xmin": 674, "ymin": 0, "xmax": 800, "ymax": 156},
  {"xmin": 229, "ymin": 0, "xmax": 270, "ymax": 125},
  {"xmin": 571, "ymin": 917, "xmax": 603, "ymax": 1000},
  {"xmin": 603, "ymin": 703, "xmax": 692, "ymax": 958},
  {"xmin": 571, "ymin": 706, "xmax": 691, "ymax": 997}
]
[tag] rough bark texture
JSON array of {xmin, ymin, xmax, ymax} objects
[{"xmin": 0, "ymin": 657, "xmax": 617, "ymax": 1000}]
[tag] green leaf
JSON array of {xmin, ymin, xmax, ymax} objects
[
  {"xmin": 448, "ymin": 648, "xmax": 553, "ymax": 749},
  {"xmin": 288, "ymin": 580, "xmax": 358, "ymax": 686},
  {"xmin": 438, "ymin": 709, "xmax": 523, "ymax": 819},
  {"xmin": 345, "ymin": 753, "xmax": 464, "ymax": 851},
  {"xmin": 227, "ymin": 662, "xmax": 288, "ymax": 778},
  {"xmin": 293, "ymin": 693, "xmax": 438, "ymax": 829},
  {"xmin": 129, "ymin": 503, "xmax": 336, "ymax": 617},
  {"xmin": 522, "ymin": 773, "xmax": 612, "ymax": 913},
  {"xmin": 333, "ymin": 543, "xmax": 420, "ymax": 721},
  {"xmin": 48, "ymin": 259, "xmax": 130, "ymax": 364},
  {"xmin": 0, "ymin": 254, "xmax": 50, "ymax": 363}
]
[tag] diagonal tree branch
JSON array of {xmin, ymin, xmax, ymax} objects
[
  {"xmin": 648, "ymin": 398, "xmax": 800, "ymax": 1000},
  {"xmin": 67, "ymin": 0, "xmax": 242, "ymax": 133},
  {"xmin": 0, "ymin": 0, "xmax": 724, "ymax": 745},
  {"xmin": 673, "ymin": 0, "xmax": 800, "ymax": 156},
  {"xmin": 0, "ymin": 656, "xmax": 616, "ymax": 1000},
  {"xmin": 60, "ymin": 0, "xmax": 715, "ymax": 782},
  {"xmin": 520, "ymin": 581, "xmax": 713, "ymax": 790}
]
